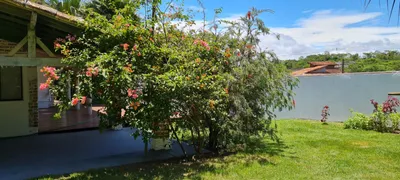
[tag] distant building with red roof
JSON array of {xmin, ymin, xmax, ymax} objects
[{"xmin": 292, "ymin": 61, "xmax": 342, "ymax": 76}]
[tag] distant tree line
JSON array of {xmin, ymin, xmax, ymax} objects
[{"xmin": 283, "ymin": 50, "xmax": 400, "ymax": 73}]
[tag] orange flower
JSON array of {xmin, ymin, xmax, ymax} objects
[
  {"xmin": 195, "ymin": 58, "xmax": 201, "ymax": 64},
  {"xmin": 209, "ymin": 100, "xmax": 215, "ymax": 109},
  {"xmin": 54, "ymin": 42, "xmax": 61, "ymax": 49},
  {"xmin": 132, "ymin": 44, "xmax": 138, "ymax": 51},
  {"xmin": 130, "ymin": 101, "xmax": 141, "ymax": 110},
  {"xmin": 224, "ymin": 88, "xmax": 229, "ymax": 94},
  {"xmin": 121, "ymin": 43, "xmax": 129, "ymax": 51},
  {"xmin": 150, "ymin": 38, "xmax": 154, "ymax": 43},
  {"xmin": 45, "ymin": 77, "xmax": 52, "ymax": 84},
  {"xmin": 71, "ymin": 98, "xmax": 79, "ymax": 106},
  {"xmin": 124, "ymin": 66, "xmax": 133, "ymax": 73},
  {"xmin": 246, "ymin": 44, "xmax": 253, "ymax": 49},
  {"xmin": 137, "ymin": 52, "xmax": 142, "ymax": 56},
  {"xmin": 152, "ymin": 66, "xmax": 160, "ymax": 71}
]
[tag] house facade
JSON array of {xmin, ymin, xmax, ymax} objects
[
  {"xmin": 292, "ymin": 61, "xmax": 342, "ymax": 76},
  {"xmin": 0, "ymin": 0, "xmax": 82, "ymax": 138}
]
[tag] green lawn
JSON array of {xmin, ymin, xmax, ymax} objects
[{"xmin": 37, "ymin": 120, "xmax": 400, "ymax": 180}]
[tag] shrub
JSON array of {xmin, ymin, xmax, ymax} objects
[
  {"xmin": 320, "ymin": 105, "xmax": 330, "ymax": 123},
  {"xmin": 42, "ymin": 2, "xmax": 297, "ymax": 155},
  {"xmin": 344, "ymin": 110, "xmax": 373, "ymax": 130},
  {"xmin": 345, "ymin": 96, "xmax": 400, "ymax": 133}
]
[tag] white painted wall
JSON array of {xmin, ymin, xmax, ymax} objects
[{"xmin": 0, "ymin": 67, "xmax": 37, "ymax": 138}]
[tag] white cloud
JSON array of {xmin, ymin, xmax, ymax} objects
[
  {"xmin": 261, "ymin": 10, "xmax": 400, "ymax": 59},
  {"xmin": 173, "ymin": 10, "xmax": 400, "ymax": 59}
]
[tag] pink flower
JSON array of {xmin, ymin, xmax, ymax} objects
[
  {"xmin": 92, "ymin": 67, "xmax": 99, "ymax": 76},
  {"xmin": 133, "ymin": 44, "xmax": 138, "ymax": 51},
  {"xmin": 127, "ymin": 89, "xmax": 137, "ymax": 97},
  {"xmin": 41, "ymin": 67, "xmax": 59, "ymax": 80},
  {"xmin": 201, "ymin": 41, "xmax": 208, "ymax": 47},
  {"xmin": 86, "ymin": 70, "xmax": 92, "ymax": 77},
  {"xmin": 121, "ymin": 43, "xmax": 130, "ymax": 51},
  {"xmin": 194, "ymin": 39, "xmax": 210, "ymax": 51},
  {"xmin": 71, "ymin": 98, "xmax": 79, "ymax": 106},
  {"xmin": 54, "ymin": 42, "xmax": 61, "ymax": 49},
  {"xmin": 39, "ymin": 83, "xmax": 49, "ymax": 90},
  {"xmin": 66, "ymin": 34, "xmax": 76, "ymax": 42}
]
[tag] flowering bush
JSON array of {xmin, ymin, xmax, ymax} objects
[
  {"xmin": 345, "ymin": 96, "xmax": 400, "ymax": 132},
  {"xmin": 44, "ymin": 1, "xmax": 297, "ymax": 154},
  {"xmin": 321, "ymin": 105, "xmax": 330, "ymax": 123}
]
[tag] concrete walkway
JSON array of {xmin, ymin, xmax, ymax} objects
[{"xmin": 0, "ymin": 128, "xmax": 195, "ymax": 180}]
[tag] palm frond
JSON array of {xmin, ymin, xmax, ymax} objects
[{"xmin": 365, "ymin": 0, "xmax": 399, "ymax": 24}]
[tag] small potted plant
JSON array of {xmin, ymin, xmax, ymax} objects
[{"xmin": 321, "ymin": 105, "xmax": 330, "ymax": 124}]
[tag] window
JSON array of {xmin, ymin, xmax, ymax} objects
[{"xmin": 0, "ymin": 67, "xmax": 23, "ymax": 101}]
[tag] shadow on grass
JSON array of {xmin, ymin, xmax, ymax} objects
[{"xmin": 36, "ymin": 138, "xmax": 290, "ymax": 180}]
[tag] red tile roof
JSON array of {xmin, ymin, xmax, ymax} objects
[
  {"xmin": 309, "ymin": 61, "xmax": 337, "ymax": 66},
  {"xmin": 291, "ymin": 65, "xmax": 327, "ymax": 76}
]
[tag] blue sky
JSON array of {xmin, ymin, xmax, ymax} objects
[
  {"xmin": 176, "ymin": 0, "xmax": 400, "ymax": 59},
  {"xmin": 185, "ymin": 0, "xmax": 397, "ymax": 26}
]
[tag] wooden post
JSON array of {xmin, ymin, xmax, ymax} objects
[{"xmin": 28, "ymin": 12, "xmax": 37, "ymax": 58}]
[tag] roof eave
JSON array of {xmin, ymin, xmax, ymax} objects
[{"xmin": 2, "ymin": 0, "xmax": 84, "ymax": 27}]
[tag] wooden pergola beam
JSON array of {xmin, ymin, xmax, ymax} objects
[
  {"xmin": 6, "ymin": 35, "xmax": 27, "ymax": 57},
  {"xmin": 36, "ymin": 37, "xmax": 55, "ymax": 57},
  {"xmin": 0, "ymin": 56, "xmax": 64, "ymax": 66}
]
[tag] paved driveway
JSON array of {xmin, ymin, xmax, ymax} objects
[{"xmin": 0, "ymin": 129, "xmax": 193, "ymax": 180}]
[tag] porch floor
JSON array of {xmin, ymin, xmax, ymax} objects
[
  {"xmin": 38, "ymin": 106, "xmax": 104, "ymax": 133},
  {"xmin": 0, "ymin": 128, "xmax": 196, "ymax": 180}
]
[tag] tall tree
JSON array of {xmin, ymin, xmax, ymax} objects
[{"xmin": 46, "ymin": 0, "xmax": 82, "ymax": 15}]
